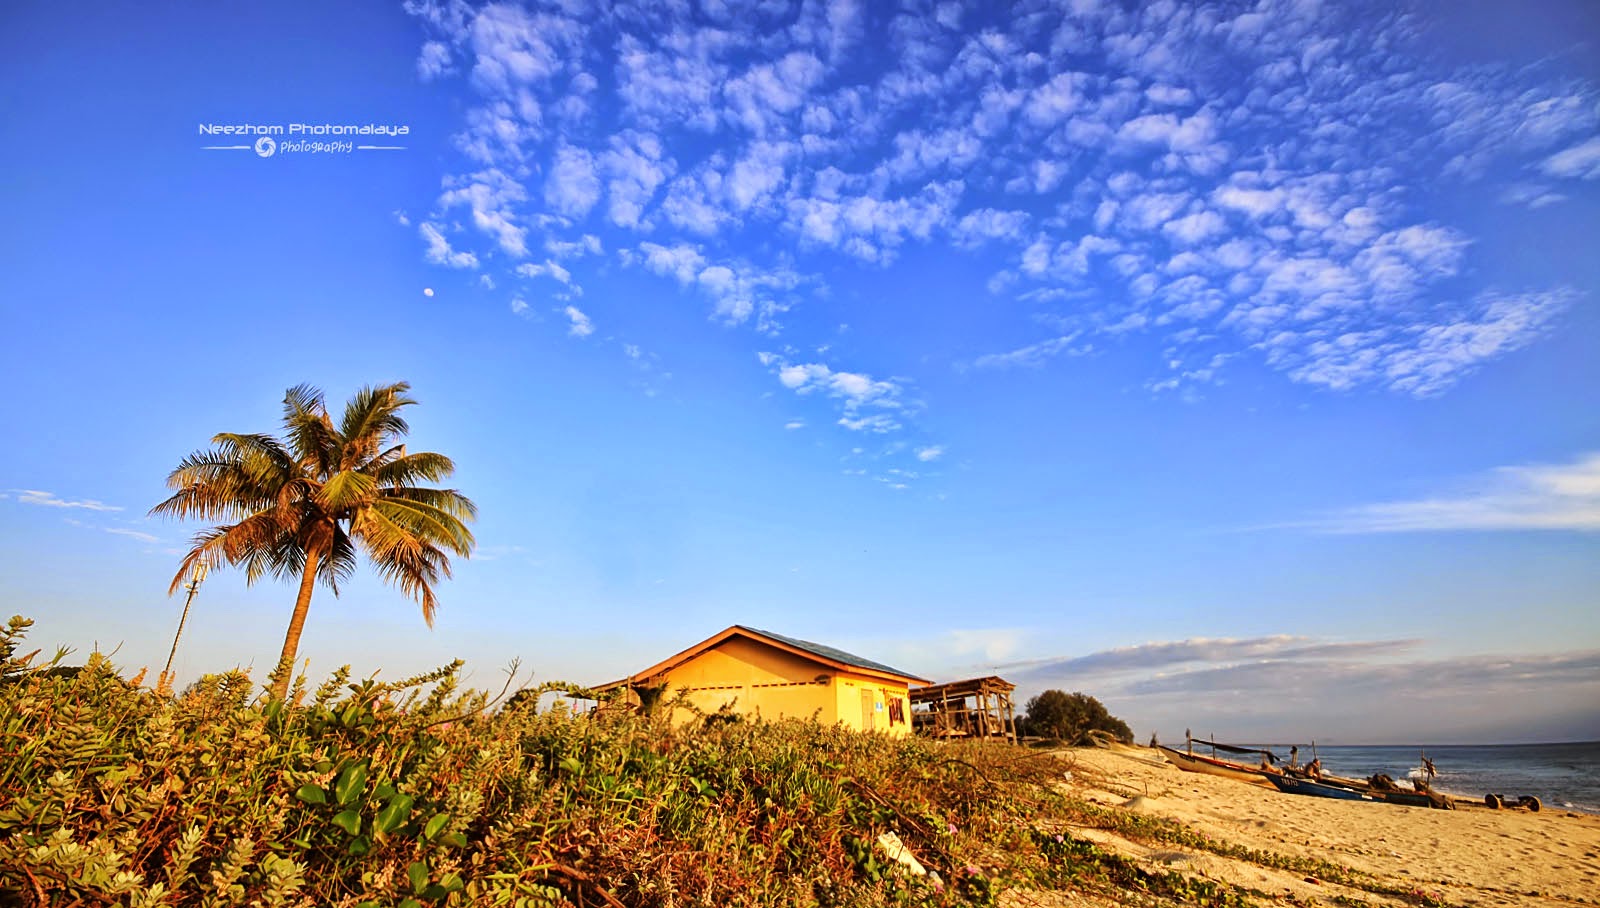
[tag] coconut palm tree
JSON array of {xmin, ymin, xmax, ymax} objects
[{"xmin": 151, "ymin": 382, "xmax": 476, "ymax": 699}]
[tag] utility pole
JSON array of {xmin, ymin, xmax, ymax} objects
[{"xmin": 160, "ymin": 561, "xmax": 209, "ymax": 692}]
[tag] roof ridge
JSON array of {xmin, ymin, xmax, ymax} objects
[{"xmin": 736, "ymin": 625, "xmax": 923, "ymax": 682}]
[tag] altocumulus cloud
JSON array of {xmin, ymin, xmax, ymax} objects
[{"xmin": 403, "ymin": 0, "xmax": 1595, "ymax": 480}]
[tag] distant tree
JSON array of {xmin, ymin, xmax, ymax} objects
[
  {"xmin": 1020, "ymin": 690, "xmax": 1133, "ymax": 744},
  {"xmin": 151, "ymin": 383, "xmax": 476, "ymax": 700}
]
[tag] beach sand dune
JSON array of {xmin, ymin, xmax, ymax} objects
[{"xmin": 1045, "ymin": 745, "xmax": 1600, "ymax": 907}]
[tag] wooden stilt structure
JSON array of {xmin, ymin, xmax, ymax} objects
[{"xmin": 908, "ymin": 676, "xmax": 1017, "ymax": 743}]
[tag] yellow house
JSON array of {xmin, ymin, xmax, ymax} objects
[{"xmin": 593, "ymin": 626, "xmax": 930, "ymax": 736}]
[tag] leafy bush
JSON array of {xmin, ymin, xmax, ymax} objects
[
  {"xmin": 0, "ymin": 616, "xmax": 1084, "ymax": 907},
  {"xmin": 1017, "ymin": 691, "xmax": 1133, "ymax": 745}
]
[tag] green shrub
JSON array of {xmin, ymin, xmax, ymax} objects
[{"xmin": 0, "ymin": 616, "xmax": 1074, "ymax": 907}]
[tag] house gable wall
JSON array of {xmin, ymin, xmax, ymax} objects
[
  {"xmin": 627, "ymin": 631, "xmax": 917, "ymax": 736},
  {"xmin": 659, "ymin": 636, "xmax": 839, "ymax": 726}
]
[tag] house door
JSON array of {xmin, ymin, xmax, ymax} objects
[{"xmin": 860, "ymin": 688, "xmax": 876, "ymax": 732}]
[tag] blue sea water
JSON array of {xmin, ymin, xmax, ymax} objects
[{"xmin": 1276, "ymin": 742, "xmax": 1600, "ymax": 814}]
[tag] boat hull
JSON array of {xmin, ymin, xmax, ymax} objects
[
  {"xmin": 1158, "ymin": 746, "xmax": 1277, "ymax": 784},
  {"xmin": 1372, "ymin": 789, "xmax": 1435, "ymax": 808},
  {"xmin": 1267, "ymin": 773, "xmax": 1374, "ymax": 801}
]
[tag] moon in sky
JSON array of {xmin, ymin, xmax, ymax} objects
[{"xmin": 423, "ymin": 288, "xmax": 434, "ymax": 297}]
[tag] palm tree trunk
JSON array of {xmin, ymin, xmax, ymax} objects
[{"xmin": 268, "ymin": 548, "xmax": 321, "ymax": 700}]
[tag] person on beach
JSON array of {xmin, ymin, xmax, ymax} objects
[{"xmin": 1306, "ymin": 758, "xmax": 1323, "ymax": 780}]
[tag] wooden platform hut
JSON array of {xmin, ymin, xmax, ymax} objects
[{"xmin": 908, "ymin": 676, "xmax": 1017, "ymax": 742}]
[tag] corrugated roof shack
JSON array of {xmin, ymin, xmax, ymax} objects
[
  {"xmin": 592, "ymin": 626, "xmax": 930, "ymax": 736},
  {"xmin": 909, "ymin": 676, "xmax": 1018, "ymax": 743}
]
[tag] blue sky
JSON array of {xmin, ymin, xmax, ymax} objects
[{"xmin": 2, "ymin": 0, "xmax": 1597, "ymax": 744}]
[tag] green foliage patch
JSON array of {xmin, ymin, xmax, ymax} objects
[
  {"xmin": 0, "ymin": 616, "xmax": 1072, "ymax": 907},
  {"xmin": 0, "ymin": 616, "xmax": 1436, "ymax": 907}
]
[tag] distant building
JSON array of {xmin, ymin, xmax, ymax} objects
[{"xmin": 592, "ymin": 625, "xmax": 930, "ymax": 736}]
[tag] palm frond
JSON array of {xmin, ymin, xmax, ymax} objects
[
  {"xmin": 380, "ymin": 485, "xmax": 479, "ymax": 522},
  {"xmin": 339, "ymin": 382, "xmax": 414, "ymax": 467},
  {"xmin": 240, "ymin": 534, "xmax": 306, "ymax": 586},
  {"xmin": 210, "ymin": 433, "xmax": 294, "ymax": 476},
  {"xmin": 282, "ymin": 385, "xmax": 339, "ymax": 477},
  {"xmin": 321, "ymin": 526, "xmax": 359, "ymax": 594},
  {"xmin": 151, "ymin": 449, "xmax": 281, "ymax": 520},
  {"xmin": 319, "ymin": 469, "xmax": 378, "ymax": 513},
  {"xmin": 167, "ymin": 529, "xmax": 229, "ymax": 595},
  {"xmin": 365, "ymin": 496, "xmax": 475, "ymax": 555},
  {"xmin": 368, "ymin": 536, "xmax": 452, "ymax": 626},
  {"xmin": 363, "ymin": 443, "xmax": 411, "ymax": 473},
  {"xmin": 371, "ymin": 451, "xmax": 456, "ymax": 488}
]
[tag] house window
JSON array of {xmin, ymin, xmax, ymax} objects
[{"xmin": 888, "ymin": 697, "xmax": 905, "ymax": 725}]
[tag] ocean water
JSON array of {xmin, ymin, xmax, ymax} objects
[{"xmin": 1286, "ymin": 742, "xmax": 1600, "ymax": 815}]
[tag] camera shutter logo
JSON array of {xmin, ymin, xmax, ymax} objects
[{"xmin": 254, "ymin": 136, "xmax": 277, "ymax": 158}]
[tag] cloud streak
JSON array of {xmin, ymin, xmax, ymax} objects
[
  {"xmin": 983, "ymin": 631, "xmax": 1600, "ymax": 742},
  {"xmin": 10, "ymin": 489, "xmax": 122, "ymax": 512},
  {"xmin": 1299, "ymin": 452, "xmax": 1600, "ymax": 533}
]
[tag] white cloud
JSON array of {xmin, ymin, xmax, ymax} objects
[
  {"xmin": 1213, "ymin": 183, "xmax": 1283, "ymax": 218},
  {"xmin": 600, "ymin": 131, "xmax": 673, "ymax": 228},
  {"xmin": 1541, "ymin": 137, "xmax": 1600, "ymax": 180},
  {"xmin": 952, "ymin": 208, "xmax": 1029, "ymax": 248},
  {"xmin": 562, "ymin": 304, "xmax": 594, "ymax": 337},
  {"xmin": 404, "ymin": 0, "xmax": 1590, "ymax": 406},
  {"xmin": 1005, "ymin": 634, "xmax": 1600, "ymax": 742},
  {"xmin": 761, "ymin": 354, "xmax": 909, "ymax": 434},
  {"xmin": 1116, "ymin": 111, "xmax": 1216, "ymax": 154},
  {"xmin": 517, "ymin": 259, "xmax": 576, "ymax": 292},
  {"xmin": 438, "ymin": 169, "xmax": 528, "ymax": 256},
  {"xmin": 837, "ymin": 414, "xmax": 900, "ymax": 433},
  {"xmin": 786, "ymin": 181, "xmax": 965, "ymax": 261},
  {"xmin": 450, "ymin": 99, "xmax": 538, "ymax": 166},
  {"xmin": 419, "ymin": 222, "xmax": 478, "ymax": 269},
  {"xmin": 1381, "ymin": 289, "xmax": 1571, "ymax": 397},
  {"xmin": 105, "ymin": 527, "xmax": 159, "ymax": 543},
  {"xmin": 973, "ymin": 333, "xmax": 1089, "ymax": 369},
  {"xmin": 615, "ymin": 30, "xmax": 727, "ymax": 132},
  {"xmin": 1022, "ymin": 71, "xmax": 1082, "ymax": 127},
  {"xmin": 1499, "ymin": 183, "xmax": 1567, "ymax": 210},
  {"xmin": 10, "ymin": 490, "xmax": 122, "ymax": 511},
  {"xmin": 467, "ymin": 2, "xmax": 578, "ymax": 98},
  {"xmin": 1144, "ymin": 83, "xmax": 1193, "ymax": 107},
  {"xmin": 915, "ymin": 446, "xmax": 943, "ymax": 462},
  {"xmin": 723, "ymin": 51, "xmax": 826, "ymax": 134},
  {"xmin": 627, "ymin": 244, "xmax": 803, "ymax": 328},
  {"xmin": 546, "ymin": 234, "xmax": 602, "ymax": 259},
  {"xmin": 728, "ymin": 140, "xmax": 793, "ymax": 210},
  {"xmin": 1162, "ymin": 210, "xmax": 1227, "ymax": 245},
  {"xmin": 417, "ymin": 40, "xmax": 453, "ymax": 80},
  {"xmin": 545, "ymin": 145, "xmax": 601, "ymax": 218},
  {"xmin": 1301, "ymin": 451, "xmax": 1600, "ymax": 533},
  {"xmin": 631, "ymin": 242, "xmax": 706, "ymax": 284}
]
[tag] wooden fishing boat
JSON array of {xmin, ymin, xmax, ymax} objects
[
  {"xmin": 1267, "ymin": 773, "xmax": 1374, "ymax": 801},
  {"xmin": 1371, "ymin": 788, "xmax": 1438, "ymax": 808},
  {"xmin": 1281, "ymin": 762, "xmax": 1455, "ymax": 809},
  {"xmin": 1157, "ymin": 745, "xmax": 1279, "ymax": 783}
]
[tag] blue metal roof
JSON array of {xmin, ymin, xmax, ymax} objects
[{"xmin": 737, "ymin": 625, "xmax": 924, "ymax": 681}]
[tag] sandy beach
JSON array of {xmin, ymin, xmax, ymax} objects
[{"xmin": 1040, "ymin": 745, "xmax": 1600, "ymax": 907}]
